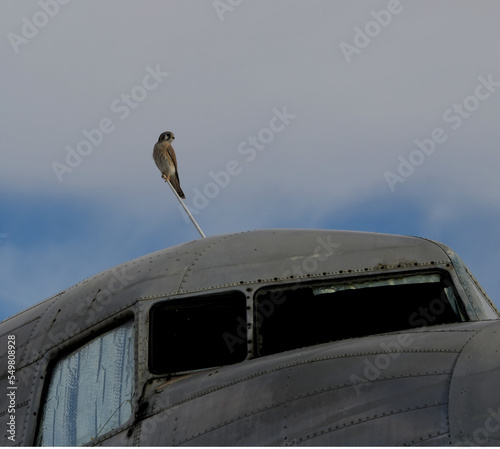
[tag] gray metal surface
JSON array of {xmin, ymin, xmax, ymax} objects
[
  {"xmin": 449, "ymin": 321, "xmax": 500, "ymax": 445},
  {"xmin": 0, "ymin": 229, "xmax": 498, "ymax": 446},
  {"xmin": 132, "ymin": 323, "xmax": 479, "ymax": 446}
]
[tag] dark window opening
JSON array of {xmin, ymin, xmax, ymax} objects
[
  {"xmin": 255, "ymin": 272, "xmax": 464, "ymax": 357},
  {"xmin": 149, "ymin": 292, "xmax": 247, "ymax": 374}
]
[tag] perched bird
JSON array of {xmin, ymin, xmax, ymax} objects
[{"xmin": 153, "ymin": 131, "xmax": 185, "ymax": 199}]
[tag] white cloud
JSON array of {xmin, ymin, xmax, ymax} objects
[{"xmin": 1, "ymin": 0, "xmax": 499, "ymax": 317}]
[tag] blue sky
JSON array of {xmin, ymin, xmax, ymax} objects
[{"xmin": 1, "ymin": 1, "xmax": 500, "ymax": 320}]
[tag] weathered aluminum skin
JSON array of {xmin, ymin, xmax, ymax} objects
[
  {"xmin": 0, "ymin": 229, "xmax": 498, "ymax": 446},
  {"xmin": 130, "ymin": 321, "xmax": 500, "ymax": 446}
]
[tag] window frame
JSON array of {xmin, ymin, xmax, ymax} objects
[
  {"xmin": 35, "ymin": 318, "xmax": 136, "ymax": 446},
  {"xmin": 148, "ymin": 290, "xmax": 250, "ymax": 376},
  {"xmin": 252, "ymin": 269, "xmax": 468, "ymax": 357}
]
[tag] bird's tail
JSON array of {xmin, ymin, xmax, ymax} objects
[{"xmin": 170, "ymin": 178, "xmax": 186, "ymax": 199}]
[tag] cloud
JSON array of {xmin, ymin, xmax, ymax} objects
[{"xmin": 1, "ymin": 1, "xmax": 499, "ymax": 319}]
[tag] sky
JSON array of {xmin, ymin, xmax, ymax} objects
[{"xmin": 1, "ymin": 0, "xmax": 499, "ymax": 320}]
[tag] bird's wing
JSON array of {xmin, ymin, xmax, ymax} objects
[
  {"xmin": 152, "ymin": 142, "xmax": 165, "ymax": 170},
  {"xmin": 166, "ymin": 142, "xmax": 178, "ymax": 171},
  {"xmin": 165, "ymin": 142, "xmax": 182, "ymax": 187}
]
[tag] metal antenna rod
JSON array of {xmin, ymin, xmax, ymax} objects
[{"xmin": 166, "ymin": 179, "xmax": 206, "ymax": 238}]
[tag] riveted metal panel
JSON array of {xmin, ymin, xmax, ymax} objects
[
  {"xmin": 0, "ymin": 229, "xmax": 453, "ymax": 366},
  {"xmin": 1, "ymin": 298, "xmax": 53, "ymax": 445},
  {"xmin": 174, "ymin": 230, "xmax": 450, "ymax": 294},
  {"xmin": 130, "ymin": 324, "xmax": 483, "ymax": 446},
  {"xmin": 449, "ymin": 320, "xmax": 500, "ymax": 446},
  {"xmin": 0, "ymin": 229, "xmax": 496, "ymax": 447}
]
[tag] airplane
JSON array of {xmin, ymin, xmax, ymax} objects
[{"xmin": 1, "ymin": 228, "xmax": 499, "ymax": 446}]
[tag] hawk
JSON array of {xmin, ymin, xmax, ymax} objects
[{"xmin": 153, "ymin": 131, "xmax": 185, "ymax": 199}]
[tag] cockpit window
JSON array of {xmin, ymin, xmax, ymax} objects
[
  {"xmin": 255, "ymin": 272, "xmax": 465, "ymax": 357},
  {"xmin": 37, "ymin": 321, "xmax": 134, "ymax": 446},
  {"xmin": 149, "ymin": 292, "xmax": 247, "ymax": 375}
]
